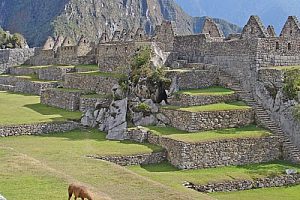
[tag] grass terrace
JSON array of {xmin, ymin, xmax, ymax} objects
[
  {"xmin": 145, "ymin": 125, "xmax": 272, "ymax": 143},
  {"xmin": 0, "ymin": 73, "xmax": 58, "ymax": 83},
  {"xmin": 0, "ymin": 129, "xmax": 204, "ymax": 200},
  {"xmin": 269, "ymin": 65, "xmax": 300, "ymax": 71},
  {"xmin": 13, "ymin": 64, "xmax": 75, "ymax": 69},
  {"xmin": 75, "ymin": 64, "xmax": 99, "ymax": 71},
  {"xmin": 163, "ymin": 101, "xmax": 251, "ymax": 112},
  {"xmin": 129, "ymin": 161, "xmax": 300, "ymax": 200},
  {"xmin": 176, "ymin": 86, "xmax": 235, "ymax": 96},
  {"xmin": 75, "ymin": 70, "xmax": 124, "ymax": 79},
  {"xmin": 0, "ymin": 91, "xmax": 81, "ymax": 125}
]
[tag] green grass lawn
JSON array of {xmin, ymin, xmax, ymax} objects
[
  {"xmin": 269, "ymin": 66, "xmax": 300, "ymax": 71},
  {"xmin": 129, "ymin": 161, "xmax": 300, "ymax": 200},
  {"xmin": 0, "ymin": 129, "xmax": 208, "ymax": 200},
  {"xmin": 0, "ymin": 91, "xmax": 81, "ymax": 125},
  {"xmin": 164, "ymin": 101, "xmax": 251, "ymax": 112},
  {"xmin": 75, "ymin": 64, "xmax": 99, "ymax": 71},
  {"xmin": 0, "ymin": 73, "xmax": 58, "ymax": 83},
  {"xmin": 76, "ymin": 71, "xmax": 123, "ymax": 78},
  {"xmin": 146, "ymin": 125, "xmax": 271, "ymax": 143},
  {"xmin": 176, "ymin": 87, "xmax": 235, "ymax": 96}
]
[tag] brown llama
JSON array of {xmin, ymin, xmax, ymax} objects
[{"xmin": 68, "ymin": 184, "xmax": 94, "ymax": 200}]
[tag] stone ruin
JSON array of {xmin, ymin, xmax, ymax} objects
[{"xmin": 0, "ymin": 15, "xmax": 300, "ymax": 172}]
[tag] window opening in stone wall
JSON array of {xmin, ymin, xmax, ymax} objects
[
  {"xmin": 290, "ymin": 30, "xmax": 293, "ymax": 35},
  {"xmin": 288, "ymin": 43, "xmax": 291, "ymax": 50},
  {"xmin": 276, "ymin": 42, "xmax": 279, "ymax": 50},
  {"xmin": 125, "ymin": 47, "xmax": 128, "ymax": 52}
]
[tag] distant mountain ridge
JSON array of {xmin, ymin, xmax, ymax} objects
[
  {"xmin": 0, "ymin": 0, "xmax": 241, "ymax": 47},
  {"xmin": 175, "ymin": 0, "xmax": 300, "ymax": 34}
]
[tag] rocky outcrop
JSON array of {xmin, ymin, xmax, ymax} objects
[{"xmin": 106, "ymin": 98, "xmax": 128, "ymax": 140}]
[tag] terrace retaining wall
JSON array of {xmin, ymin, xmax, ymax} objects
[
  {"xmin": 0, "ymin": 121, "xmax": 79, "ymax": 137},
  {"xmin": 161, "ymin": 108, "xmax": 255, "ymax": 132},
  {"xmin": 87, "ymin": 151, "xmax": 167, "ymax": 166},
  {"xmin": 185, "ymin": 174, "xmax": 300, "ymax": 193}
]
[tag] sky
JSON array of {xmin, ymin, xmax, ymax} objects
[{"xmin": 174, "ymin": 0, "xmax": 300, "ymax": 34}]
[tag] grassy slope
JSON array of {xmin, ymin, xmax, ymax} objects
[
  {"xmin": 129, "ymin": 162, "xmax": 300, "ymax": 200},
  {"xmin": 176, "ymin": 87, "xmax": 235, "ymax": 96},
  {"xmin": 164, "ymin": 101, "xmax": 251, "ymax": 112},
  {"xmin": 146, "ymin": 125, "xmax": 271, "ymax": 143},
  {"xmin": 0, "ymin": 129, "xmax": 210, "ymax": 200},
  {"xmin": 0, "ymin": 91, "xmax": 81, "ymax": 125}
]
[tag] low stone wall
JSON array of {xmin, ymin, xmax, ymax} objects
[
  {"xmin": 15, "ymin": 81, "xmax": 58, "ymax": 95},
  {"xmin": 63, "ymin": 73, "xmax": 118, "ymax": 94},
  {"xmin": 160, "ymin": 136, "xmax": 282, "ymax": 169},
  {"xmin": 79, "ymin": 96, "xmax": 112, "ymax": 112},
  {"xmin": 169, "ymin": 93, "xmax": 238, "ymax": 106},
  {"xmin": 87, "ymin": 151, "xmax": 166, "ymax": 166},
  {"xmin": 38, "ymin": 66, "xmax": 75, "ymax": 81},
  {"xmin": 0, "ymin": 121, "xmax": 79, "ymax": 137},
  {"xmin": 0, "ymin": 76, "xmax": 58, "ymax": 95},
  {"xmin": 161, "ymin": 108, "xmax": 255, "ymax": 132},
  {"xmin": 41, "ymin": 89, "xmax": 86, "ymax": 111},
  {"xmin": 185, "ymin": 174, "xmax": 300, "ymax": 193},
  {"xmin": 9, "ymin": 66, "xmax": 39, "ymax": 75}
]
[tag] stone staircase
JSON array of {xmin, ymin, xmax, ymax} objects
[{"xmin": 220, "ymin": 72, "xmax": 300, "ymax": 164}]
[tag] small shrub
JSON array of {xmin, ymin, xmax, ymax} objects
[
  {"xmin": 294, "ymin": 105, "xmax": 300, "ymax": 121},
  {"xmin": 137, "ymin": 103, "xmax": 151, "ymax": 112},
  {"xmin": 283, "ymin": 69, "xmax": 300, "ymax": 100}
]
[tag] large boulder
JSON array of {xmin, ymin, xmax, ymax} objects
[
  {"xmin": 81, "ymin": 109, "xmax": 97, "ymax": 127},
  {"xmin": 106, "ymin": 98, "xmax": 128, "ymax": 140}
]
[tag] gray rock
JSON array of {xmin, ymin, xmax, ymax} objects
[
  {"xmin": 0, "ymin": 194, "xmax": 6, "ymax": 200},
  {"xmin": 143, "ymin": 99, "xmax": 159, "ymax": 113},
  {"xmin": 106, "ymin": 98, "xmax": 128, "ymax": 140},
  {"xmin": 132, "ymin": 112, "xmax": 143, "ymax": 124},
  {"xmin": 134, "ymin": 115, "xmax": 158, "ymax": 126},
  {"xmin": 156, "ymin": 113, "xmax": 171, "ymax": 125},
  {"xmin": 81, "ymin": 109, "xmax": 97, "ymax": 127},
  {"xmin": 286, "ymin": 169, "xmax": 297, "ymax": 175},
  {"xmin": 112, "ymin": 84, "xmax": 125, "ymax": 100}
]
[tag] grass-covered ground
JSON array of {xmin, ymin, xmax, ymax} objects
[
  {"xmin": 0, "ymin": 129, "xmax": 209, "ymax": 200},
  {"xmin": 75, "ymin": 64, "xmax": 99, "ymax": 71},
  {"xmin": 176, "ymin": 87, "xmax": 235, "ymax": 96},
  {"xmin": 0, "ymin": 73, "xmax": 58, "ymax": 83},
  {"xmin": 146, "ymin": 125, "xmax": 271, "ymax": 143},
  {"xmin": 269, "ymin": 65, "xmax": 300, "ymax": 71},
  {"xmin": 76, "ymin": 71, "xmax": 123, "ymax": 78},
  {"xmin": 0, "ymin": 91, "xmax": 81, "ymax": 125},
  {"xmin": 129, "ymin": 161, "xmax": 300, "ymax": 200},
  {"xmin": 163, "ymin": 101, "xmax": 251, "ymax": 112}
]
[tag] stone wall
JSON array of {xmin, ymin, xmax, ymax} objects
[
  {"xmin": 169, "ymin": 93, "xmax": 238, "ymax": 107},
  {"xmin": 0, "ymin": 76, "xmax": 58, "ymax": 95},
  {"xmin": 63, "ymin": 73, "xmax": 118, "ymax": 94},
  {"xmin": 9, "ymin": 66, "xmax": 39, "ymax": 75},
  {"xmin": 41, "ymin": 89, "xmax": 86, "ymax": 111},
  {"xmin": 38, "ymin": 66, "xmax": 75, "ymax": 81},
  {"xmin": 87, "ymin": 151, "xmax": 166, "ymax": 166},
  {"xmin": 79, "ymin": 96, "xmax": 112, "ymax": 112},
  {"xmin": 161, "ymin": 108, "xmax": 255, "ymax": 132},
  {"xmin": 0, "ymin": 48, "xmax": 35, "ymax": 74},
  {"xmin": 185, "ymin": 174, "xmax": 300, "ymax": 193},
  {"xmin": 160, "ymin": 136, "xmax": 282, "ymax": 169},
  {"xmin": 0, "ymin": 121, "xmax": 79, "ymax": 137},
  {"xmin": 166, "ymin": 69, "xmax": 219, "ymax": 90}
]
